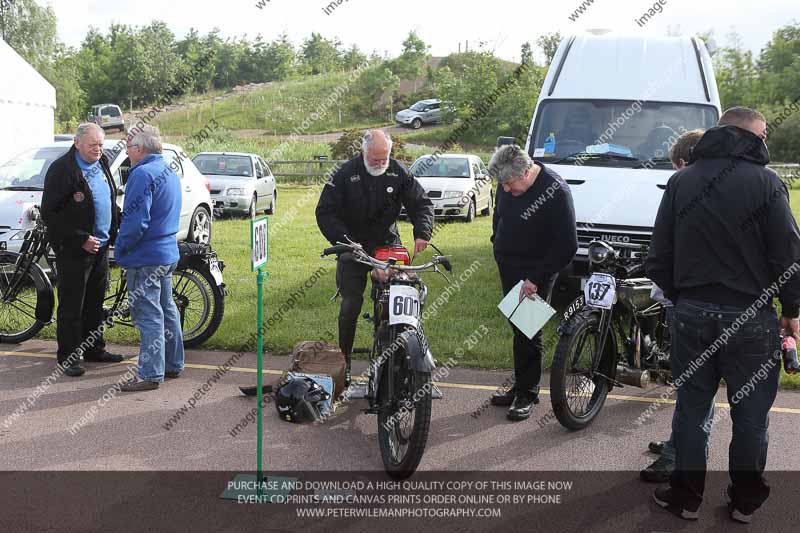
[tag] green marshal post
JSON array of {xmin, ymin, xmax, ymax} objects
[{"xmin": 250, "ymin": 216, "xmax": 269, "ymax": 489}]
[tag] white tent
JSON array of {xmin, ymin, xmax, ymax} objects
[{"xmin": 0, "ymin": 38, "xmax": 56, "ymax": 164}]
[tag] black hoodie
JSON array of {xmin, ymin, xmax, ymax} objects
[{"xmin": 646, "ymin": 125, "xmax": 800, "ymax": 317}]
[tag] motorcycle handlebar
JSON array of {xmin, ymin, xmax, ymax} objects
[{"xmin": 322, "ymin": 244, "xmax": 353, "ymax": 257}]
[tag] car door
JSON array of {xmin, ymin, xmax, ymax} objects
[
  {"xmin": 429, "ymin": 102, "xmax": 442, "ymax": 123},
  {"xmin": 161, "ymin": 148, "xmax": 190, "ymax": 234},
  {"xmin": 258, "ymin": 157, "xmax": 275, "ymax": 204},
  {"xmin": 253, "ymin": 157, "xmax": 266, "ymax": 208},
  {"xmin": 473, "ymin": 158, "xmax": 490, "ymax": 208}
]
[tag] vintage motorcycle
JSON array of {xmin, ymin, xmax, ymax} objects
[
  {"xmin": 550, "ymin": 240, "xmax": 671, "ymax": 430},
  {"xmin": 322, "ymin": 240, "xmax": 452, "ymax": 479}
]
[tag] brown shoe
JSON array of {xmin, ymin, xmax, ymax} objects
[{"xmin": 120, "ymin": 379, "xmax": 160, "ymax": 392}]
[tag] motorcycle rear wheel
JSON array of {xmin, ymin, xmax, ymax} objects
[{"xmin": 0, "ymin": 253, "xmax": 47, "ymax": 343}]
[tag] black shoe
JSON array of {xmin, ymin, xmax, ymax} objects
[
  {"xmin": 165, "ymin": 370, "xmax": 182, "ymax": 379},
  {"xmin": 344, "ymin": 356, "xmax": 352, "ymax": 387},
  {"xmin": 724, "ymin": 485, "xmax": 753, "ymax": 524},
  {"xmin": 83, "ymin": 351, "xmax": 124, "ymax": 363},
  {"xmin": 490, "ymin": 387, "xmax": 516, "ymax": 406},
  {"xmin": 62, "ymin": 362, "xmax": 85, "ymax": 377},
  {"xmin": 652, "ymin": 487, "xmax": 699, "ymax": 521},
  {"xmin": 640, "ymin": 455, "xmax": 674, "ymax": 483},
  {"xmin": 120, "ymin": 379, "xmax": 160, "ymax": 392},
  {"xmin": 507, "ymin": 393, "xmax": 537, "ymax": 421},
  {"xmin": 648, "ymin": 440, "xmax": 666, "ymax": 455}
]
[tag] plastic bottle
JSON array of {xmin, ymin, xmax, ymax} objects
[{"xmin": 543, "ymin": 132, "xmax": 556, "ymax": 155}]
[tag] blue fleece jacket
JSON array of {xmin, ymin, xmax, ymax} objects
[{"xmin": 115, "ymin": 153, "xmax": 181, "ymax": 267}]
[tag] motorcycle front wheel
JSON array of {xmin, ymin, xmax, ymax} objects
[
  {"xmin": 377, "ymin": 330, "xmax": 432, "ymax": 479},
  {"xmin": 550, "ymin": 312, "xmax": 611, "ymax": 430},
  {"xmin": 0, "ymin": 253, "xmax": 48, "ymax": 343}
]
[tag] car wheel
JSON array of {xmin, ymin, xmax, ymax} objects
[
  {"xmin": 187, "ymin": 206, "xmax": 212, "ymax": 244},
  {"xmin": 411, "ymin": 118, "xmax": 422, "ymax": 130},
  {"xmin": 481, "ymin": 192, "xmax": 493, "ymax": 216},
  {"xmin": 247, "ymin": 194, "xmax": 257, "ymax": 219},
  {"xmin": 266, "ymin": 190, "xmax": 277, "ymax": 215},
  {"xmin": 464, "ymin": 198, "xmax": 476, "ymax": 223}
]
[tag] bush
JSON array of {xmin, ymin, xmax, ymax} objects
[{"xmin": 329, "ymin": 128, "xmax": 410, "ymax": 162}]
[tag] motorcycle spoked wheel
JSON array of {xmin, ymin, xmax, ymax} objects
[
  {"xmin": 0, "ymin": 253, "xmax": 47, "ymax": 343},
  {"xmin": 550, "ymin": 313, "xmax": 612, "ymax": 430},
  {"xmin": 376, "ymin": 333, "xmax": 432, "ymax": 479}
]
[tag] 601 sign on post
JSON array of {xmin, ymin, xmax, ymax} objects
[{"xmin": 251, "ymin": 216, "xmax": 268, "ymax": 271}]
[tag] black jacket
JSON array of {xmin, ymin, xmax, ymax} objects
[
  {"xmin": 316, "ymin": 156, "xmax": 434, "ymax": 252},
  {"xmin": 491, "ymin": 162, "xmax": 578, "ymax": 284},
  {"xmin": 646, "ymin": 125, "xmax": 800, "ymax": 317},
  {"xmin": 41, "ymin": 145, "xmax": 121, "ymax": 256}
]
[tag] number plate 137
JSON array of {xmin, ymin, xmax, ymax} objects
[
  {"xmin": 389, "ymin": 285, "xmax": 420, "ymax": 328},
  {"xmin": 583, "ymin": 273, "xmax": 616, "ymax": 310}
]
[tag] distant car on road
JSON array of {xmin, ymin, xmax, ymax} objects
[
  {"xmin": 88, "ymin": 104, "xmax": 125, "ymax": 133},
  {"xmin": 0, "ymin": 139, "xmax": 213, "ymax": 254},
  {"xmin": 407, "ymin": 154, "xmax": 493, "ymax": 222},
  {"xmin": 395, "ymin": 99, "xmax": 451, "ymax": 129},
  {"xmin": 193, "ymin": 152, "xmax": 277, "ymax": 218}
]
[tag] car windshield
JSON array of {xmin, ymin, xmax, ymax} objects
[
  {"xmin": 411, "ymin": 157, "xmax": 471, "ymax": 178},
  {"xmin": 193, "ymin": 155, "xmax": 253, "ymax": 177},
  {"xmin": 530, "ymin": 100, "xmax": 719, "ymax": 167},
  {"xmin": 0, "ymin": 147, "xmax": 69, "ymax": 190},
  {"xmin": 409, "ymin": 102, "xmax": 429, "ymax": 112}
]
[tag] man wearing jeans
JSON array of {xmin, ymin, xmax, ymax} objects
[
  {"xmin": 116, "ymin": 125, "xmax": 184, "ymax": 392},
  {"xmin": 646, "ymin": 107, "xmax": 800, "ymax": 523}
]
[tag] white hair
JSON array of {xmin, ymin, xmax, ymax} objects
[
  {"xmin": 75, "ymin": 123, "xmax": 105, "ymax": 141},
  {"xmin": 362, "ymin": 130, "xmax": 392, "ymax": 154},
  {"xmin": 130, "ymin": 125, "xmax": 163, "ymax": 154},
  {"xmin": 489, "ymin": 144, "xmax": 533, "ymax": 183}
]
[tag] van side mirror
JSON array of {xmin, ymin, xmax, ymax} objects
[{"xmin": 496, "ymin": 136, "xmax": 517, "ymax": 148}]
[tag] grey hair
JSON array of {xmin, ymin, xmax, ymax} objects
[
  {"xmin": 362, "ymin": 130, "xmax": 392, "ymax": 154},
  {"xmin": 489, "ymin": 144, "xmax": 533, "ymax": 183},
  {"xmin": 130, "ymin": 125, "xmax": 163, "ymax": 154},
  {"xmin": 75, "ymin": 123, "xmax": 105, "ymax": 141}
]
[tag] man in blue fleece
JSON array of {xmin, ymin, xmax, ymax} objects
[{"xmin": 117, "ymin": 125, "xmax": 184, "ymax": 392}]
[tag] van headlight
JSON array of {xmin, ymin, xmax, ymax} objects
[{"xmin": 441, "ymin": 191, "xmax": 463, "ymax": 199}]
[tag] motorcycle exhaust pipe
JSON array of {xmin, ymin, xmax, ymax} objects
[{"xmin": 616, "ymin": 365, "xmax": 650, "ymax": 388}]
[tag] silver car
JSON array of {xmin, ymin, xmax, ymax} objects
[
  {"xmin": 88, "ymin": 104, "xmax": 125, "ymax": 133},
  {"xmin": 193, "ymin": 152, "xmax": 277, "ymax": 218},
  {"xmin": 395, "ymin": 99, "xmax": 449, "ymax": 130}
]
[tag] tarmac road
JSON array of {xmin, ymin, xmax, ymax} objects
[{"xmin": 1, "ymin": 340, "xmax": 799, "ymax": 531}]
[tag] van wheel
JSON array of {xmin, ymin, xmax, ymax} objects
[{"xmin": 411, "ymin": 118, "xmax": 422, "ymax": 130}]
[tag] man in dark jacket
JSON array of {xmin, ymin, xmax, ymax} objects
[
  {"xmin": 316, "ymin": 130, "xmax": 434, "ymax": 384},
  {"xmin": 646, "ymin": 107, "xmax": 800, "ymax": 523},
  {"xmin": 41, "ymin": 123, "xmax": 123, "ymax": 377},
  {"xmin": 488, "ymin": 144, "xmax": 577, "ymax": 421}
]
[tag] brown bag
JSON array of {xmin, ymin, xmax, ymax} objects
[{"xmin": 289, "ymin": 341, "xmax": 346, "ymax": 397}]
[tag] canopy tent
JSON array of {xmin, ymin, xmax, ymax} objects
[{"xmin": 0, "ymin": 38, "xmax": 56, "ymax": 164}]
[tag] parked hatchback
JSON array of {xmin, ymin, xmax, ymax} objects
[
  {"xmin": 396, "ymin": 99, "xmax": 450, "ymax": 129},
  {"xmin": 88, "ymin": 104, "xmax": 125, "ymax": 133},
  {"xmin": 407, "ymin": 154, "xmax": 493, "ymax": 222},
  {"xmin": 193, "ymin": 152, "xmax": 277, "ymax": 218},
  {"xmin": 0, "ymin": 139, "xmax": 214, "ymax": 254}
]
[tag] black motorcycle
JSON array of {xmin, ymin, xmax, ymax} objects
[
  {"xmin": 0, "ymin": 206, "xmax": 225, "ymax": 347},
  {"xmin": 550, "ymin": 240, "xmax": 671, "ymax": 430}
]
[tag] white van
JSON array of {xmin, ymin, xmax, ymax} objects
[{"xmin": 514, "ymin": 34, "xmax": 721, "ymax": 278}]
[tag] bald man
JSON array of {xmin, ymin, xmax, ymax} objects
[{"xmin": 316, "ymin": 130, "xmax": 434, "ymax": 384}]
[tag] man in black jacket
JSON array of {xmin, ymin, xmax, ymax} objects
[
  {"xmin": 646, "ymin": 107, "xmax": 800, "ymax": 523},
  {"xmin": 488, "ymin": 144, "xmax": 577, "ymax": 421},
  {"xmin": 41, "ymin": 123, "xmax": 123, "ymax": 377},
  {"xmin": 316, "ymin": 130, "xmax": 434, "ymax": 384}
]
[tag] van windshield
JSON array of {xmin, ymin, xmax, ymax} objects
[{"xmin": 530, "ymin": 100, "xmax": 718, "ymax": 168}]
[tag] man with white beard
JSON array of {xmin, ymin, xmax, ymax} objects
[{"xmin": 316, "ymin": 130, "xmax": 434, "ymax": 385}]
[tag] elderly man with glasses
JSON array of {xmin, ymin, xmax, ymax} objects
[
  {"xmin": 116, "ymin": 125, "xmax": 184, "ymax": 392},
  {"xmin": 41, "ymin": 123, "xmax": 123, "ymax": 377}
]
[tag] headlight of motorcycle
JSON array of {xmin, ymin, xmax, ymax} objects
[
  {"xmin": 226, "ymin": 188, "xmax": 245, "ymax": 196},
  {"xmin": 441, "ymin": 191, "xmax": 463, "ymax": 199},
  {"xmin": 588, "ymin": 241, "xmax": 615, "ymax": 265}
]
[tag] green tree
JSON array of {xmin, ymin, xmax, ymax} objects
[
  {"xmin": 300, "ymin": 33, "xmax": 343, "ymax": 75},
  {"xmin": 758, "ymin": 23, "xmax": 800, "ymax": 104},
  {"xmin": 713, "ymin": 32, "xmax": 760, "ymax": 109},
  {"xmin": 536, "ymin": 32, "xmax": 562, "ymax": 65},
  {"xmin": 342, "ymin": 44, "xmax": 367, "ymax": 71},
  {"xmin": 346, "ymin": 63, "xmax": 400, "ymax": 118},
  {"xmin": 520, "ymin": 42, "xmax": 534, "ymax": 66},
  {"xmin": 391, "ymin": 31, "xmax": 430, "ymax": 89},
  {"xmin": 1, "ymin": 0, "xmax": 57, "ymax": 72}
]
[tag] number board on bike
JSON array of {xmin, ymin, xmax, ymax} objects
[
  {"xmin": 583, "ymin": 273, "xmax": 616, "ymax": 310},
  {"xmin": 389, "ymin": 285, "xmax": 420, "ymax": 328},
  {"xmin": 250, "ymin": 216, "xmax": 268, "ymax": 271}
]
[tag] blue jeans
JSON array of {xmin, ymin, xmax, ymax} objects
[
  {"xmin": 126, "ymin": 263, "xmax": 184, "ymax": 382},
  {"xmin": 669, "ymin": 299, "xmax": 781, "ymax": 512}
]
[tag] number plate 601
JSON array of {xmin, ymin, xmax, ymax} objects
[{"xmin": 389, "ymin": 285, "xmax": 420, "ymax": 328}]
